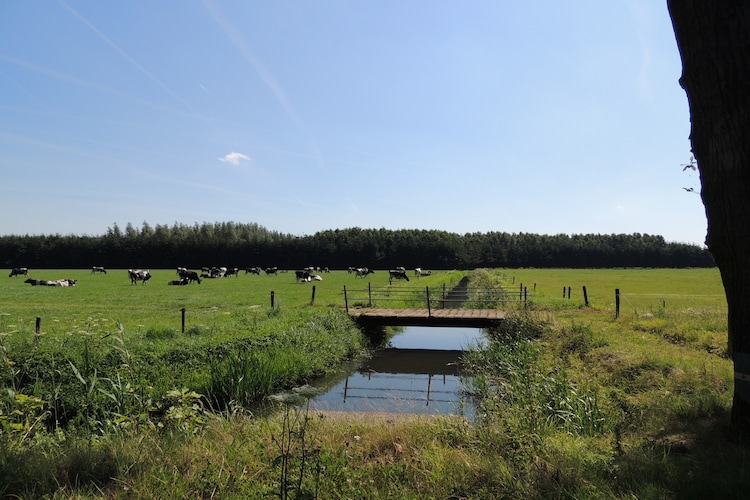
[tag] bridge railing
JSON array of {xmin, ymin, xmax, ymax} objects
[{"xmin": 343, "ymin": 283, "xmax": 531, "ymax": 312}]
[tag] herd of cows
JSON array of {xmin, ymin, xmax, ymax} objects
[{"xmin": 7, "ymin": 265, "xmax": 431, "ymax": 286}]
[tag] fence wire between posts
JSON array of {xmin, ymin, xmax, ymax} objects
[{"xmin": 558, "ymin": 286, "xmax": 726, "ymax": 319}]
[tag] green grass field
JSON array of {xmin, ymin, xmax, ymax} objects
[
  {"xmin": 503, "ymin": 267, "xmax": 725, "ymax": 311},
  {"xmin": 2, "ymin": 266, "xmax": 744, "ymax": 499},
  {"xmin": 0, "ymin": 268, "xmax": 465, "ymax": 336},
  {"xmin": 1, "ymin": 267, "xmax": 724, "ymax": 329}
]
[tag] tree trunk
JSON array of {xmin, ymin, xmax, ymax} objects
[{"xmin": 668, "ymin": 1, "xmax": 750, "ymax": 434}]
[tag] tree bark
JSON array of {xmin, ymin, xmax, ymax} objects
[{"xmin": 668, "ymin": 0, "xmax": 750, "ymax": 434}]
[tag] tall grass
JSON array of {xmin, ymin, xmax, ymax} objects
[{"xmin": 463, "ymin": 313, "xmax": 606, "ymax": 438}]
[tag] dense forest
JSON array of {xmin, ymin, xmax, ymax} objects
[{"xmin": 0, "ymin": 221, "xmax": 713, "ymax": 270}]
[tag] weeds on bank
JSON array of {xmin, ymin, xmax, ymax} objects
[
  {"xmin": 464, "ymin": 313, "xmax": 606, "ymax": 439},
  {"xmin": 267, "ymin": 386, "xmax": 325, "ymax": 499}
]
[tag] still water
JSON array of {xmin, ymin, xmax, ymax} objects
[{"xmin": 308, "ymin": 326, "xmax": 486, "ymax": 418}]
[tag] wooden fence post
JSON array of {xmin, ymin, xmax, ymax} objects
[
  {"xmin": 567, "ymin": 287, "xmax": 571, "ymax": 299},
  {"xmin": 368, "ymin": 282, "xmax": 372, "ymax": 307},
  {"xmin": 563, "ymin": 286, "xmax": 566, "ymax": 298},
  {"xmin": 583, "ymin": 286, "xmax": 589, "ymax": 307},
  {"xmin": 311, "ymin": 285, "xmax": 316, "ymax": 305},
  {"xmin": 36, "ymin": 317, "xmax": 41, "ymax": 334},
  {"xmin": 615, "ymin": 288, "xmax": 620, "ymax": 319},
  {"xmin": 426, "ymin": 286, "xmax": 431, "ymax": 317},
  {"xmin": 271, "ymin": 291, "xmax": 275, "ymax": 309},
  {"xmin": 181, "ymin": 308, "xmax": 186, "ymax": 333},
  {"xmin": 343, "ymin": 286, "xmax": 349, "ymax": 313}
]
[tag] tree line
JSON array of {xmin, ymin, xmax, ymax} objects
[{"xmin": 0, "ymin": 221, "xmax": 714, "ymax": 270}]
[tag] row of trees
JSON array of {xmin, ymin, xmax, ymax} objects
[{"xmin": 0, "ymin": 221, "xmax": 713, "ymax": 270}]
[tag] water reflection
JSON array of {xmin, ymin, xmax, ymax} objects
[{"xmin": 308, "ymin": 326, "xmax": 485, "ymax": 418}]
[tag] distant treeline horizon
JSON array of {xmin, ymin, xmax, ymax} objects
[{"xmin": 0, "ymin": 221, "xmax": 714, "ymax": 270}]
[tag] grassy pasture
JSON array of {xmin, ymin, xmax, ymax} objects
[
  {"xmin": 0, "ymin": 268, "xmax": 464, "ymax": 337},
  {"xmin": 503, "ymin": 267, "xmax": 725, "ymax": 313},
  {"xmin": 3, "ymin": 266, "xmax": 745, "ymax": 499}
]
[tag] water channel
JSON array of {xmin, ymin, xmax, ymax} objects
[{"xmin": 308, "ymin": 326, "xmax": 487, "ymax": 419}]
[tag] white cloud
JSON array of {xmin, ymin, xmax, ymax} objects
[{"xmin": 219, "ymin": 151, "xmax": 251, "ymax": 166}]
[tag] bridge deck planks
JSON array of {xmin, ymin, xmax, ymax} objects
[{"xmin": 347, "ymin": 308, "xmax": 506, "ymax": 327}]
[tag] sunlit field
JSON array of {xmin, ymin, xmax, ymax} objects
[
  {"xmin": 3, "ymin": 266, "xmax": 744, "ymax": 499},
  {"xmin": 497, "ymin": 267, "xmax": 724, "ymax": 313},
  {"xmin": 0, "ymin": 268, "xmax": 465, "ymax": 336}
]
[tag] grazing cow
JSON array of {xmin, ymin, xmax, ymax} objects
[
  {"xmin": 128, "ymin": 269, "xmax": 151, "ymax": 285},
  {"xmin": 207, "ymin": 266, "xmax": 230, "ymax": 278},
  {"xmin": 245, "ymin": 267, "xmax": 262, "ymax": 275},
  {"xmin": 24, "ymin": 278, "xmax": 40, "ymax": 286},
  {"xmin": 91, "ymin": 266, "xmax": 107, "ymax": 274},
  {"xmin": 9, "ymin": 267, "xmax": 28, "ymax": 277},
  {"xmin": 178, "ymin": 269, "xmax": 202, "ymax": 284},
  {"xmin": 355, "ymin": 267, "xmax": 374, "ymax": 278},
  {"xmin": 389, "ymin": 269, "xmax": 410, "ymax": 283},
  {"xmin": 265, "ymin": 267, "xmax": 278, "ymax": 276},
  {"xmin": 295, "ymin": 270, "xmax": 311, "ymax": 282},
  {"xmin": 224, "ymin": 267, "xmax": 239, "ymax": 277}
]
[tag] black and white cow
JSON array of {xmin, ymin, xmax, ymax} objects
[
  {"xmin": 211, "ymin": 267, "xmax": 227, "ymax": 278},
  {"xmin": 9, "ymin": 267, "xmax": 28, "ymax": 277},
  {"xmin": 388, "ymin": 269, "xmax": 410, "ymax": 283},
  {"xmin": 128, "ymin": 269, "xmax": 151, "ymax": 285},
  {"xmin": 25, "ymin": 278, "xmax": 76, "ymax": 286},
  {"xmin": 265, "ymin": 267, "xmax": 278, "ymax": 276},
  {"xmin": 50, "ymin": 279, "xmax": 76, "ymax": 287},
  {"xmin": 414, "ymin": 268, "xmax": 432, "ymax": 278},
  {"xmin": 168, "ymin": 278, "xmax": 190, "ymax": 286},
  {"xmin": 177, "ymin": 269, "xmax": 202, "ymax": 284},
  {"xmin": 355, "ymin": 267, "xmax": 374, "ymax": 278},
  {"xmin": 295, "ymin": 270, "xmax": 311, "ymax": 282},
  {"xmin": 245, "ymin": 267, "xmax": 262, "ymax": 275},
  {"xmin": 91, "ymin": 266, "xmax": 107, "ymax": 274}
]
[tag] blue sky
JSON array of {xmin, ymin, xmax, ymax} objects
[{"xmin": 0, "ymin": 1, "xmax": 706, "ymax": 244}]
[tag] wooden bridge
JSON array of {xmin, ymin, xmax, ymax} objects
[
  {"xmin": 342, "ymin": 281, "xmax": 527, "ymax": 327},
  {"xmin": 347, "ymin": 307, "xmax": 507, "ymax": 328}
]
